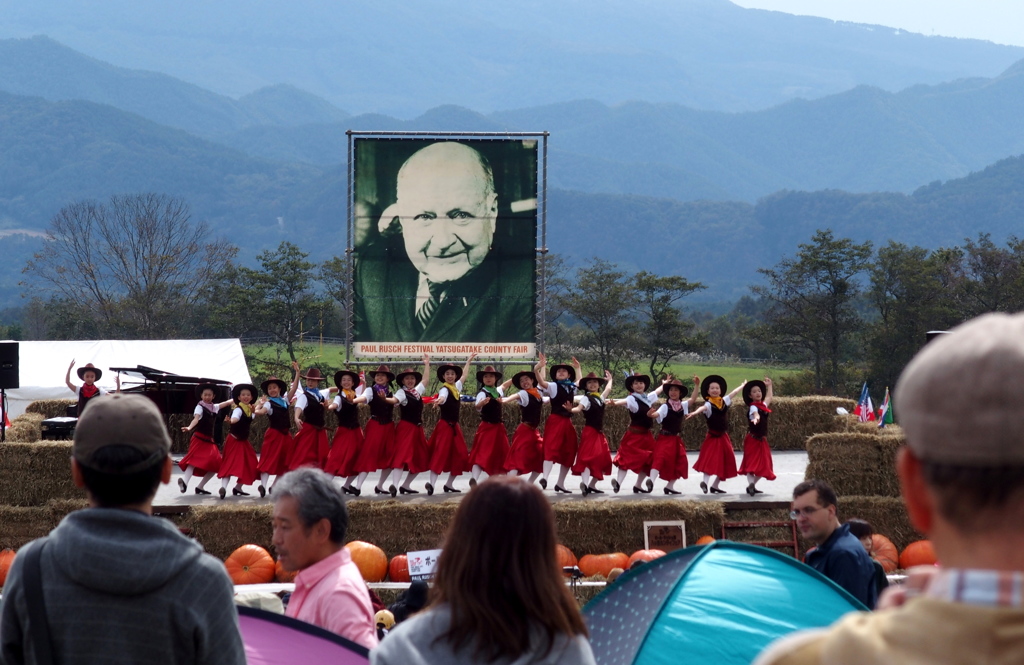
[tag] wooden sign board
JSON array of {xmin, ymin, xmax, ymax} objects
[
  {"xmin": 644, "ymin": 520, "xmax": 687, "ymax": 552},
  {"xmin": 407, "ymin": 548, "xmax": 443, "ymax": 581}
]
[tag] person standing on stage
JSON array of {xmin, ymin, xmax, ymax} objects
[
  {"xmin": 739, "ymin": 377, "xmax": 776, "ymax": 496},
  {"xmin": 468, "ymin": 366, "xmax": 513, "ymax": 488},
  {"xmin": 388, "ymin": 356, "xmax": 432, "ymax": 496},
  {"xmin": 324, "ymin": 369, "xmax": 366, "ymax": 493},
  {"xmin": 535, "ymin": 353, "xmax": 582, "ymax": 493},
  {"xmin": 647, "ymin": 376, "xmax": 699, "ymax": 495},
  {"xmin": 254, "ymin": 373, "xmax": 296, "ymax": 496},
  {"xmin": 610, "ymin": 373, "xmax": 664, "ymax": 494},
  {"xmin": 178, "ymin": 382, "xmax": 232, "ymax": 495},
  {"xmin": 288, "ymin": 362, "xmax": 330, "ymax": 471},
  {"xmin": 426, "ymin": 353, "xmax": 476, "ymax": 495},
  {"xmin": 503, "ymin": 368, "xmax": 547, "ymax": 484},
  {"xmin": 570, "ymin": 371, "xmax": 614, "ymax": 496},
  {"xmin": 216, "ymin": 383, "xmax": 260, "ymax": 499},
  {"xmin": 65, "ymin": 360, "xmax": 120, "ymax": 416},
  {"xmin": 687, "ymin": 375, "xmax": 745, "ymax": 494},
  {"xmin": 350, "ymin": 365, "xmax": 399, "ymax": 496}
]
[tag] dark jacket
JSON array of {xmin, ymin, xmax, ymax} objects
[{"xmin": 804, "ymin": 523, "xmax": 880, "ymax": 609}]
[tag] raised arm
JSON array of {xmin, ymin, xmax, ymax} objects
[
  {"xmin": 763, "ymin": 377, "xmax": 774, "ymax": 407},
  {"xmin": 727, "ymin": 380, "xmax": 747, "ymax": 401},
  {"xmin": 65, "ymin": 359, "xmax": 77, "ymax": 393},
  {"xmin": 571, "ymin": 356, "xmax": 582, "ymax": 381},
  {"xmin": 535, "ymin": 352, "xmax": 549, "ymax": 389},
  {"xmin": 601, "ymin": 370, "xmax": 614, "ymax": 399},
  {"xmin": 652, "ymin": 374, "xmax": 672, "ymax": 398},
  {"xmin": 422, "ymin": 353, "xmax": 431, "ymax": 384},
  {"xmin": 113, "ymin": 373, "xmax": 121, "ymax": 393},
  {"xmin": 686, "ymin": 375, "xmax": 700, "ymax": 409},
  {"xmin": 462, "ymin": 352, "xmax": 477, "ymax": 382},
  {"xmin": 287, "ymin": 361, "xmax": 301, "ymax": 402}
]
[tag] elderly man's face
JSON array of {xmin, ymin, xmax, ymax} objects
[
  {"xmin": 396, "ymin": 144, "xmax": 498, "ymax": 285},
  {"xmin": 272, "ymin": 496, "xmax": 320, "ymax": 572}
]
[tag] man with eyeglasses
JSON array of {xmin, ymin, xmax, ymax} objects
[{"xmin": 790, "ymin": 479, "xmax": 878, "ymax": 609}]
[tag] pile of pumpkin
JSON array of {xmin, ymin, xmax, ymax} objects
[
  {"xmin": 223, "ymin": 541, "xmax": 412, "ymax": 585},
  {"xmin": 864, "ymin": 535, "xmax": 937, "ymax": 572}
]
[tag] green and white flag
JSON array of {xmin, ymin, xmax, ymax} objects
[{"xmin": 877, "ymin": 387, "xmax": 894, "ymax": 428}]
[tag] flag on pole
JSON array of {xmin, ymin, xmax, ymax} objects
[
  {"xmin": 855, "ymin": 383, "xmax": 875, "ymax": 422},
  {"xmin": 877, "ymin": 387, "xmax": 894, "ymax": 428}
]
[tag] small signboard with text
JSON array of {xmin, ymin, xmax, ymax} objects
[
  {"xmin": 407, "ymin": 548, "xmax": 443, "ymax": 581},
  {"xmin": 644, "ymin": 521, "xmax": 687, "ymax": 553}
]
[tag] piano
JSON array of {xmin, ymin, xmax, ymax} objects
[{"xmin": 111, "ymin": 365, "xmax": 233, "ymax": 415}]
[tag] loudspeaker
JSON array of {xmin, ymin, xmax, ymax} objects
[{"xmin": 0, "ymin": 342, "xmax": 19, "ymax": 389}]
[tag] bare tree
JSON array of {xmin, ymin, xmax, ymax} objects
[{"xmin": 23, "ymin": 194, "xmax": 236, "ymax": 338}]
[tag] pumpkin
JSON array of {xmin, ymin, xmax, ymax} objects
[
  {"xmin": 579, "ymin": 552, "xmax": 630, "ymax": 578},
  {"xmin": 345, "ymin": 541, "xmax": 388, "ymax": 582},
  {"xmin": 628, "ymin": 549, "xmax": 666, "ymax": 566},
  {"xmin": 556, "ymin": 544, "xmax": 578, "ymax": 571},
  {"xmin": 695, "ymin": 536, "xmax": 716, "ymax": 545},
  {"xmin": 899, "ymin": 540, "xmax": 937, "ymax": 569},
  {"xmin": 869, "ymin": 534, "xmax": 899, "ymax": 573},
  {"xmin": 0, "ymin": 549, "xmax": 16, "ymax": 586},
  {"xmin": 225, "ymin": 545, "xmax": 275, "ymax": 585},
  {"xmin": 275, "ymin": 558, "xmax": 297, "ymax": 583},
  {"xmin": 389, "ymin": 554, "xmax": 411, "ymax": 583}
]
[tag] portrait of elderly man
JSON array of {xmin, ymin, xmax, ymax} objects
[{"xmin": 353, "ymin": 139, "xmax": 536, "ymax": 344}]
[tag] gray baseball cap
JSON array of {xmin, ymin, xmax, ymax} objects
[{"xmin": 73, "ymin": 393, "xmax": 171, "ymax": 472}]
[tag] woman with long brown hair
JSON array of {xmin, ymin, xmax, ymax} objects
[{"xmin": 371, "ymin": 476, "xmax": 595, "ymax": 665}]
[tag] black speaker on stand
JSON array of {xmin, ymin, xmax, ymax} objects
[{"xmin": 0, "ymin": 342, "xmax": 19, "ymax": 443}]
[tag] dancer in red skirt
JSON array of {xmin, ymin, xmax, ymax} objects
[
  {"xmin": 739, "ymin": 377, "xmax": 776, "ymax": 496},
  {"xmin": 687, "ymin": 375, "xmax": 745, "ymax": 494},
  {"xmin": 350, "ymin": 365, "xmax": 398, "ymax": 496},
  {"xmin": 468, "ymin": 365, "xmax": 513, "ymax": 488},
  {"xmin": 388, "ymin": 356, "xmax": 432, "ymax": 496},
  {"xmin": 178, "ymin": 382, "xmax": 232, "ymax": 495},
  {"xmin": 569, "ymin": 371, "xmax": 614, "ymax": 496},
  {"xmin": 217, "ymin": 383, "xmax": 260, "ymax": 499},
  {"xmin": 426, "ymin": 353, "xmax": 476, "ymax": 495},
  {"xmin": 536, "ymin": 352, "xmax": 582, "ymax": 493},
  {"xmin": 287, "ymin": 362, "xmax": 330, "ymax": 470},
  {"xmin": 254, "ymin": 372, "xmax": 296, "ymax": 496},
  {"xmin": 646, "ymin": 376, "xmax": 699, "ymax": 495},
  {"xmin": 503, "ymin": 369, "xmax": 546, "ymax": 484},
  {"xmin": 325, "ymin": 369, "xmax": 366, "ymax": 493},
  {"xmin": 610, "ymin": 373, "xmax": 664, "ymax": 493}
]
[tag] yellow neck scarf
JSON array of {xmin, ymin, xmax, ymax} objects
[
  {"xmin": 443, "ymin": 382, "xmax": 461, "ymax": 401},
  {"xmin": 707, "ymin": 396, "xmax": 725, "ymax": 410},
  {"xmin": 237, "ymin": 402, "xmax": 253, "ymax": 418}
]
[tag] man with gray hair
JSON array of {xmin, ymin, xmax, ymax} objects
[
  {"xmin": 0, "ymin": 393, "xmax": 244, "ymax": 665},
  {"xmin": 757, "ymin": 312, "xmax": 1024, "ymax": 665},
  {"xmin": 273, "ymin": 468, "xmax": 378, "ymax": 649}
]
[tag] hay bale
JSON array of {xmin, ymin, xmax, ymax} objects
[
  {"xmin": 805, "ymin": 433, "xmax": 902, "ymax": 497},
  {"xmin": 0, "ymin": 442, "xmax": 84, "ymax": 506},
  {"xmin": 6, "ymin": 413, "xmax": 44, "ymax": 443},
  {"xmin": 25, "ymin": 399, "xmax": 76, "ymax": 419},
  {"xmin": 181, "ymin": 505, "xmax": 275, "ymax": 561},
  {"xmin": 0, "ymin": 499, "xmax": 88, "ymax": 551},
  {"xmin": 554, "ymin": 500, "xmax": 724, "ymax": 556},
  {"xmin": 840, "ymin": 496, "xmax": 921, "ymax": 552}
]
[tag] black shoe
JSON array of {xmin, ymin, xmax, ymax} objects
[
  {"xmin": 219, "ymin": 487, "xmax": 226, "ymax": 499},
  {"xmin": 664, "ymin": 488, "xmax": 682, "ymax": 495},
  {"xmin": 710, "ymin": 487, "xmax": 726, "ymax": 494},
  {"xmin": 633, "ymin": 486, "xmax": 649, "ymax": 494},
  {"xmin": 580, "ymin": 481, "xmax": 589, "ymax": 495},
  {"xmin": 754, "ymin": 488, "xmax": 765, "ymax": 494},
  {"xmin": 700, "ymin": 481, "xmax": 708, "ymax": 494},
  {"xmin": 232, "ymin": 486, "xmax": 250, "ymax": 496},
  {"xmin": 539, "ymin": 478, "xmax": 548, "ymax": 490},
  {"xmin": 443, "ymin": 485, "xmax": 461, "ymax": 493},
  {"xmin": 611, "ymin": 479, "xmax": 621, "ymax": 493},
  {"xmin": 399, "ymin": 487, "xmax": 419, "ymax": 495},
  {"xmin": 389, "ymin": 485, "xmax": 398, "ymax": 497},
  {"xmin": 469, "ymin": 478, "xmax": 477, "ymax": 488},
  {"xmin": 746, "ymin": 484, "xmax": 756, "ymax": 497},
  {"xmin": 178, "ymin": 478, "xmax": 187, "ymax": 493},
  {"xmin": 589, "ymin": 486, "xmax": 604, "ymax": 494},
  {"xmin": 374, "ymin": 486, "xmax": 388, "ymax": 495},
  {"xmin": 645, "ymin": 478, "xmax": 654, "ymax": 492},
  {"xmin": 554, "ymin": 485, "xmax": 572, "ymax": 494},
  {"xmin": 426, "ymin": 482, "xmax": 434, "ymax": 496},
  {"xmin": 350, "ymin": 487, "xmax": 361, "ymax": 496},
  {"xmin": 195, "ymin": 488, "xmax": 211, "ymax": 496},
  {"xmin": 342, "ymin": 485, "xmax": 355, "ymax": 495},
  {"xmin": 258, "ymin": 485, "xmax": 266, "ymax": 498}
]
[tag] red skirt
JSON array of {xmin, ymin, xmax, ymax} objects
[
  {"xmin": 613, "ymin": 428, "xmax": 655, "ymax": 475},
  {"xmin": 354, "ymin": 419, "xmax": 395, "ymax": 473},
  {"xmin": 428, "ymin": 420, "xmax": 469, "ymax": 475},
  {"xmin": 693, "ymin": 431, "xmax": 738, "ymax": 479},
  {"xmin": 652, "ymin": 432, "xmax": 689, "ymax": 482},
  {"xmin": 391, "ymin": 420, "xmax": 430, "ymax": 474},
  {"xmin": 505, "ymin": 423, "xmax": 544, "ymax": 474},
  {"xmin": 468, "ymin": 421, "xmax": 510, "ymax": 476},
  {"xmin": 257, "ymin": 428, "xmax": 292, "ymax": 476},
  {"xmin": 572, "ymin": 425, "xmax": 613, "ymax": 479},
  {"xmin": 325, "ymin": 426, "xmax": 364, "ymax": 477},
  {"xmin": 288, "ymin": 422, "xmax": 328, "ymax": 470},
  {"xmin": 178, "ymin": 433, "xmax": 221, "ymax": 475},
  {"xmin": 738, "ymin": 433, "xmax": 776, "ymax": 480},
  {"xmin": 219, "ymin": 434, "xmax": 258, "ymax": 484},
  {"xmin": 542, "ymin": 414, "xmax": 578, "ymax": 466}
]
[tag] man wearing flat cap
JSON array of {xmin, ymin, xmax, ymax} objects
[
  {"xmin": 0, "ymin": 394, "xmax": 245, "ymax": 665},
  {"xmin": 757, "ymin": 313, "xmax": 1024, "ymax": 665}
]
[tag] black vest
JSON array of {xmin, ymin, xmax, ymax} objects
[
  {"xmin": 629, "ymin": 394, "xmax": 653, "ymax": 430},
  {"xmin": 228, "ymin": 407, "xmax": 253, "ymax": 440},
  {"xmin": 520, "ymin": 392, "xmax": 542, "ymax": 427},
  {"xmin": 302, "ymin": 389, "xmax": 325, "ymax": 429},
  {"xmin": 748, "ymin": 406, "xmax": 769, "ymax": 439},
  {"xmin": 337, "ymin": 394, "xmax": 361, "ymax": 429},
  {"xmin": 267, "ymin": 401, "xmax": 290, "ymax": 433},
  {"xmin": 550, "ymin": 382, "xmax": 576, "ymax": 417},
  {"xmin": 660, "ymin": 404, "xmax": 686, "ymax": 436},
  {"xmin": 399, "ymin": 388, "xmax": 424, "ymax": 425},
  {"xmin": 195, "ymin": 405, "xmax": 217, "ymax": 438},
  {"xmin": 479, "ymin": 390, "xmax": 503, "ymax": 424},
  {"xmin": 77, "ymin": 388, "xmax": 99, "ymax": 418},
  {"xmin": 439, "ymin": 386, "xmax": 461, "ymax": 424},
  {"xmin": 582, "ymin": 395, "xmax": 605, "ymax": 430},
  {"xmin": 369, "ymin": 387, "xmax": 394, "ymax": 424},
  {"xmin": 707, "ymin": 401, "xmax": 729, "ymax": 434}
]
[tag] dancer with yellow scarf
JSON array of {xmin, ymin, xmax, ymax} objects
[
  {"xmin": 425, "ymin": 353, "xmax": 477, "ymax": 494},
  {"xmin": 217, "ymin": 383, "xmax": 260, "ymax": 499},
  {"xmin": 687, "ymin": 375, "xmax": 746, "ymax": 494}
]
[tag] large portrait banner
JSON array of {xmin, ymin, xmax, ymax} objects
[{"xmin": 351, "ymin": 137, "xmax": 539, "ymax": 358}]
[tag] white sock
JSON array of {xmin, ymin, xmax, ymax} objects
[
  {"xmin": 355, "ymin": 471, "xmax": 368, "ymax": 490},
  {"xmin": 508, "ymin": 470, "xmax": 519, "ymax": 477},
  {"xmin": 390, "ymin": 468, "xmax": 402, "ymax": 487},
  {"xmin": 528, "ymin": 471, "xmax": 540, "ymax": 483},
  {"xmin": 376, "ymin": 470, "xmax": 388, "ymax": 490},
  {"xmin": 556, "ymin": 465, "xmax": 570, "ymax": 487},
  {"xmin": 542, "ymin": 460, "xmax": 553, "ymax": 480},
  {"xmin": 197, "ymin": 472, "xmax": 215, "ymax": 490},
  {"xmin": 182, "ymin": 467, "xmax": 195, "ymax": 484},
  {"xmin": 581, "ymin": 469, "xmax": 591, "ymax": 486},
  {"xmin": 747, "ymin": 473, "xmax": 757, "ymax": 485},
  {"xmin": 472, "ymin": 465, "xmax": 483, "ymax": 481},
  {"xmin": 343, "ymin": 475, "xmax": 356, "ymax": 488},
  {"xmin": 649, "ymin": 469, "xmax": 661, "ymax": 483},
  {"xmin": 429, "ymin": 471, "xmax": 439, "ymax": 486},
  {"xmin": 616, "ymin": 468, "xmax": 628, "ymax": 484},
  {"xmin": 445, "ymin": 472, "xmax": 459, "ymax": 487},
  {"xmin": 220, "ymin": 477, "xmax": 230, "ymax": 490},
  {"xmin": 401, "ymin": 472, "xmax": 417, "ymax": 489},
  {"xmin": 634, "ymin": 473, "xmax": 647, "ymax": 489},
  {"xmin": 703, "ymin": 473, "xmax": 711, "ymax": 485},
  {"xmin": 666, "ymin": 479, "xmax": 678, "ymax": 491},
  {"xmin": 710, "ymin": 475, "xmax": 721, "ymax": 489},
  {"xmin": 260, "ymin": 472, "xmax": 270, "ymax": 488}
]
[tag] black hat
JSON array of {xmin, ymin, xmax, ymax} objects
[
  {"xmin": 577, "ymin": 372, "xmax": 603, "ymax": 390},
  {"xmin": 368, "ymin": 364, "xmax": 396, "ymax": 383},
  {"xmin": 701, "ymin": 375, "xmax": 728, "ymax": 399},
  {"xmin": 335, "ymin": 370, "xmax": 361, "ymax": 389},
  {"xmin": 550, "ymin": 363, "xmax": 576, "ymax": 381},
  {"xmin": 663, "ymin": 378, "xmax": 689, "ymax": 398},
  {"xmin": 436, "ymin": 364, "xmax": 463, "ymax": 383},
  {"xmin": 743, "ymin": 380, "xmax": 767, "ymax": 405},
  {"xmin": 301, "ymin": 367, "xmax": 325, "ymax": 381},
  {"xmin": 76, "ymin": 363, "xmax": 103, "ymax": 381},
  {"xmin": 260, "ymin": 376, "xmax": 288, "ymax": 395},
  {"xmin": 195, "ymin": 381, "xmax": 220, "ymax": 399},
  {"xmin": 476, "ymin": 365, "xmax": 503, "ymax": 385},
  {"xmin": 624, "ymin": 373, "xmax": 651, "ymax": 393},
  {"xmin": 512, "ymin": 371, "xmax": 537, "ymax": 389},
  {"xmin": 395, "ymin": 369, "xmax": 423, "ymax": 385},
  {"xmin": 231, "ymin": 383, "xmax": 258, "ymax": 403}
]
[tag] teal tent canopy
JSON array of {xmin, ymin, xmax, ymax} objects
[{"xmin": 583, "ymin": 541, "xmax": 866, "ymax": 665}]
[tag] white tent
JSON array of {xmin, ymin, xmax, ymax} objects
[{"xmin": 2, "ymin": 339, "xmax": 252, "ymax": 418}]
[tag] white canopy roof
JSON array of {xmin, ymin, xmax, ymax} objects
[{"xmin": 1, "ymin": 339, "xmax": 251, "ymax": 418}]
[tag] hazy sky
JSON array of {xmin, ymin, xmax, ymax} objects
[{"xmin": 732, "ymin": 1, "xmax": 1024, "ymax": 47}]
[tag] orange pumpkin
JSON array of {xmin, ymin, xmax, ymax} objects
[
  {"xmin": 628, "ymin": 549, "xmax": 666, "ymax": 566},
  {"xmin": 695, "ymin": 536, "xmax": 716, "ymax": 545},
  {"xmin": 275, "ymin": 558, "xmax": 297, "ymax": 583},
  {"xmin": 869, "ymin": 534, "xmax": 899, "ymax": 573},
  {"xmin": 0, "ymin": 549, "xmax": 16, "ymax": 586},
  {"xmin": 389, "ymin": 555, "xmax": 411, "ymax": 583},
  {"xmin": 345, "ymin": 541, "xmax": 388, "ymax": 582},
  {"xmin": 225, "ymin": 545, "xmax": 275, "ymax": 585},
  {"xmin": 578, "ymin": 552, "xmax": 630, "ymax": 578},
  {"xmin": 556, "ymin": 544, "xmax": 578, "ymax": 570},
  {"xmin": 899, "ymin": 540, "xmax": 937, "ymax": 569}
]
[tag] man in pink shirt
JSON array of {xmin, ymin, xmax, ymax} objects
[{"xmin": 272, "ymin": 468, "xmax": 378, "ymax": 649}]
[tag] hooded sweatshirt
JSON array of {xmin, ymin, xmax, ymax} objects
[{"xmin": 0, "ymin": 508, "xmax": 245, "ymax": 665}]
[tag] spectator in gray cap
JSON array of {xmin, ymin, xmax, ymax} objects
[
  {"xmin": 0, "ymin": 393, "xmax": 245, "ymax": 665},
  {"xmin": 757, "ymin": 313, "xmax": 1024, "ymax": 665}
]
